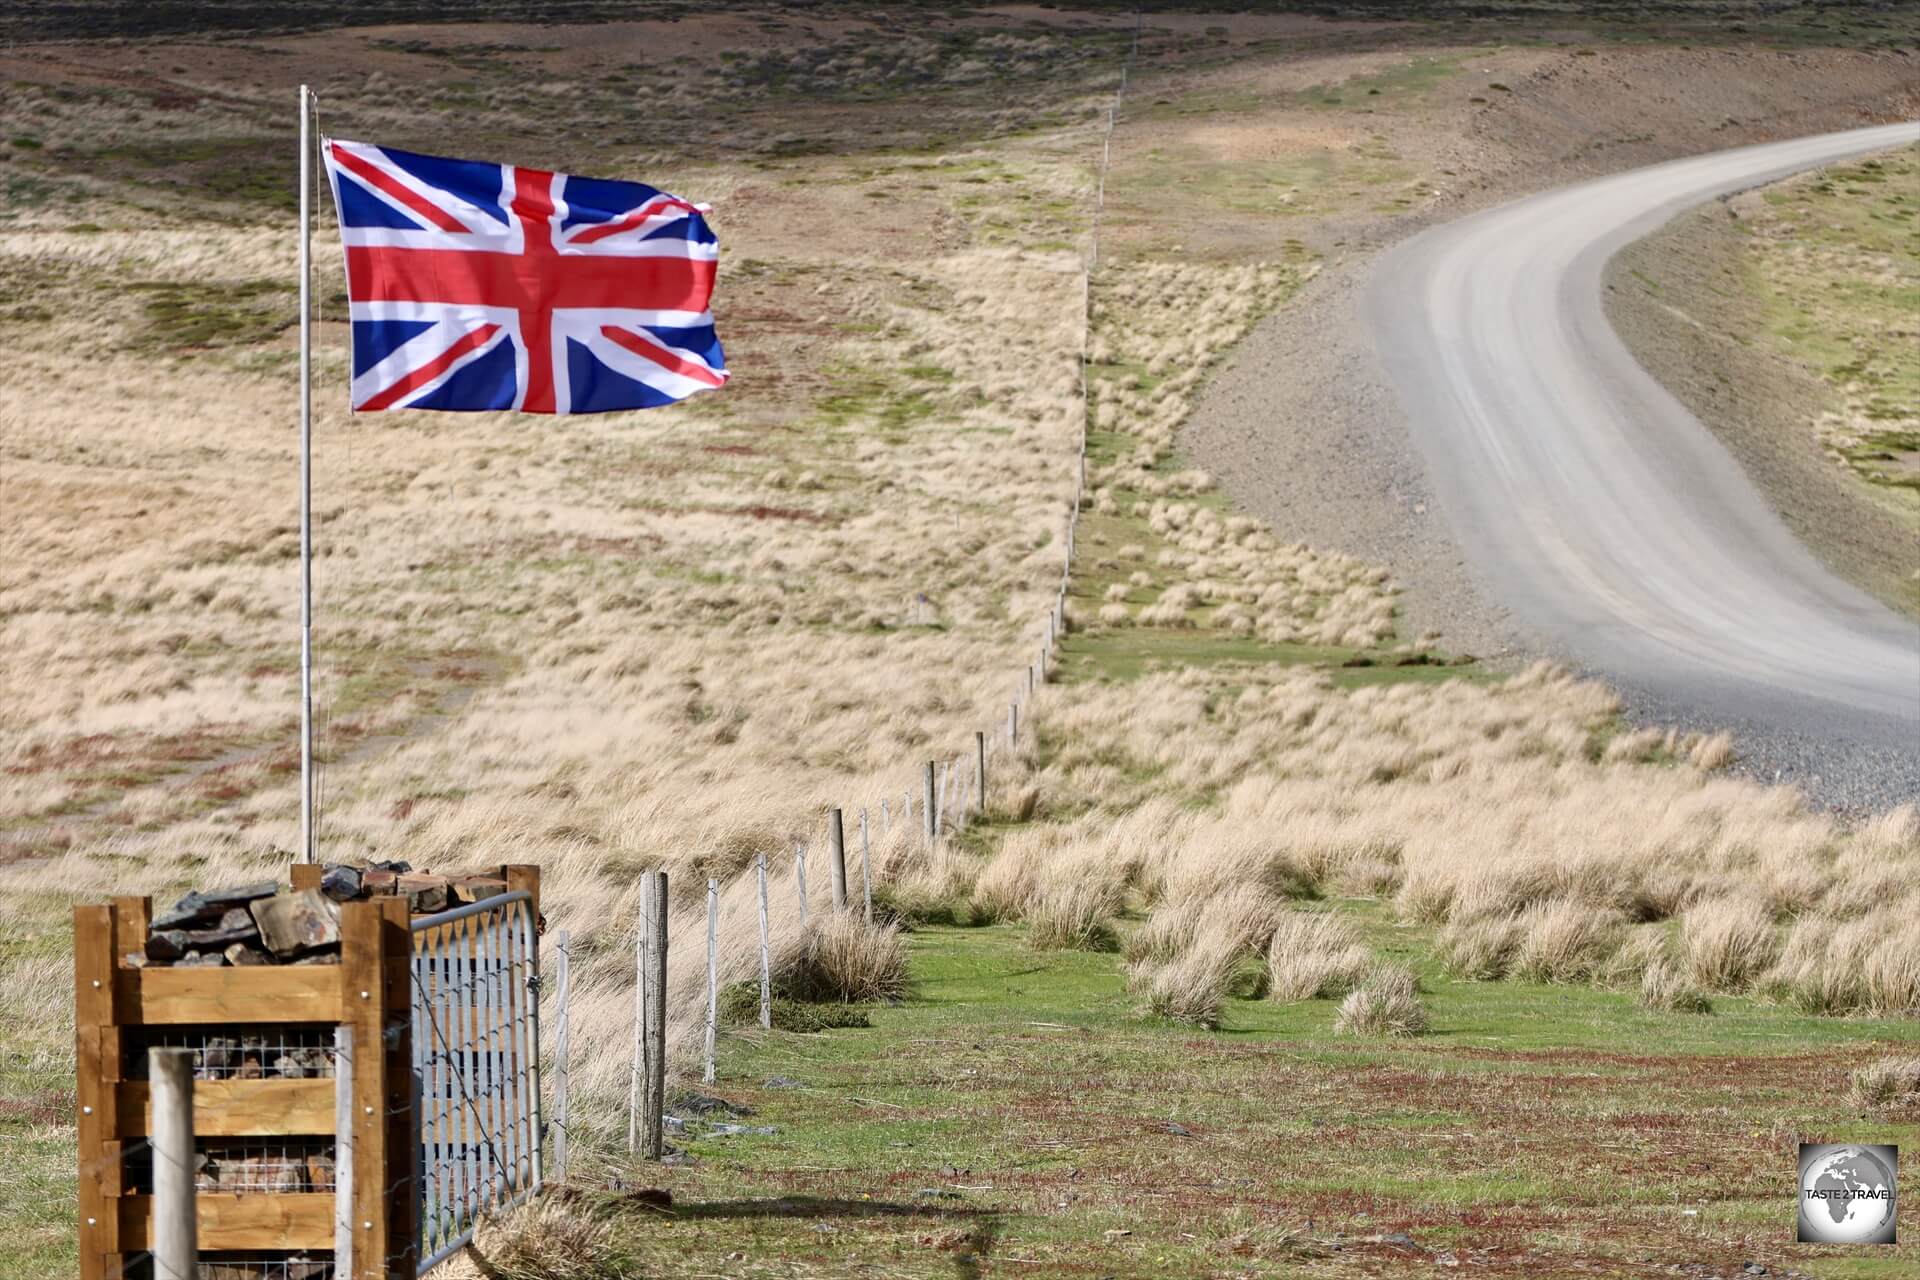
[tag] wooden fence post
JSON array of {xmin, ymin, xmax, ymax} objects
[
  {"xmin": 859, "ymin": 809, "xmax": 873, "ymax": 923},
  {"xmin": 975, "ymin": 731, "xmax": 987, "ymax": 816},
  {"xmin": 827, "ymin": 808, "xmax": 848, "ymax": 912},
  {"xmin": 703, "ymin": 878, "xmax": 719, "ymax": 1086},
  {"xmin": 794, "ymin": 842, "xmax": 809, "ymax": 923},
  {"xmin": 341, "ymin": 897, "xmax": 409, "ymax": 1280},
  {"xmin": 628, "ymin": 883, "xmax": 646, "ymax": 1154},
  {"xmin": 149, "ymin": 1048, "xmax": 196, "ymax": 1280},
  {"xmin": 922, "ymin": 763, "xmax": 936, "ymax": 846},
  {"xmin": 1008, "ymin": 701, "xmax": 1018, "ymax": 746},
  {"xmin": 639, "ymin": 871, "xmax": 668, "ymax": 1161},
  {"xmin": 881, "ymin": 797, "xmax": 890, "ymax": 835},
  {"xmin": 756, "ymin": 854, "xmax": 771, "ymax": 1031}
]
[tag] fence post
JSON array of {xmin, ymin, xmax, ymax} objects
[
  {"xmin": 827, "ymin": 808, "xmax": 848, "ymax": 912},
  {"xmin": 334, "ymin": 1026, "xmax": 354, "ymax": 1275},
  {"xmin": 881, "ymin": 797, "xmax": 890, "ymax": 835},
  {"xmin": 859, "ymin": 808, "xmax": 873, "ymax": 923},
  {"xmin": 703, "ymin": 878, "xmax": 719, "ymax": 1086},
  {"xmin": 340, "ymin": 897, "xmax": 407, "ymax": 1279},
  {"xmin": 794, "ymin": 841, "xmax": 809, "ymax": 923},
  {"xmin": 640, "ymin": 871, "xmax": 668, "ymax": 1161},
  {"xmin": 975, "ymin": 731, "xmax": 987, "ymax": 816},
  {"xmin": 550, "ymin": 930, "xmax": 571, "ymax": 1183},
  {"xmin": 149, "ymin": 1048, "xmax": 195, "ymax": 1280},
  {"xmin": 922, "ymin": 763, "xmax": 937, "ymax": 845},
  {"xmin": 1027, "ymin": 664, "xmax": 1036, "ymax": 697},
  {"xmin": 1009, "ymin": 702, "xmax": 1018, "ymax": 747},
  {"xmin": 756, "ymin": 854, "xmax": 771, "ymax": 1030},
  {"xmin": 628, "ymin": 884, "xmax": 646, "ymax": 1154}
]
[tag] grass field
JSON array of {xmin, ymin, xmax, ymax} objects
[
  {"xmin": 1746, "ymin": 148, "xmax": 1920, "ymax": 526},
  {"xmin": 484, "ymin": 920, "xmax": 1920, "ymax": 1278}
]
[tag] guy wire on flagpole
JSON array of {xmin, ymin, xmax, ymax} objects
[{"xmin": 298, "ymin": 82, "xmax": 315, "ymax": 864}]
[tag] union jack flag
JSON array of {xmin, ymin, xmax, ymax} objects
[{"xmin": 321, "ymin": 139, "xmax": 727, "ymax": 414}]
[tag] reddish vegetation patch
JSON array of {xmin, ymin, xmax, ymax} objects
[
  {"xmin": 702, "ymin": 444, "xmax": 759, "ymax": 456},
  {"xmin": 729, "ymin": 504, "xmax": 835, "ymax": 525},
  {"xmin": 4, "ymin": 733, "xmax": 124, "ymax": 776}
]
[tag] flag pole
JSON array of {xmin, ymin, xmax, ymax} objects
[{"xmin": 297, "ymin": 83, "xmax": 315, "ymax": 865}]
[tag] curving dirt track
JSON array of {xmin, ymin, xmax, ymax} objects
[{"xmin": 1364, "ymin": 122, "xmax": 1920, "ymax": 799}]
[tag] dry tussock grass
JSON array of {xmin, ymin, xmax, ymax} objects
[
  {"xmin": 789, "ymin": 914, "xmax": 909, "ymax": 1003},
  {"xmin": 1639, "ymin": 961, "xmax": 1713, "ymax": 1014},
  {"xmin": 0, "ymin": 91, "xmax": 1101, "ymax": 1134},
  {"xmin": 1680, "ymin": 896, "xmax": 1778, "ymax": 993},
  {"xmin": 1266, "ymin": 909, "xmax": 1370, "ymax": 1001},
  {"xmin": 963, "ymin": 662, "xmax": 1919, "ymax": 1023},
  {"xmin": 1846, "ymin": 1056, "xmax": 1920, "ymax": 1110},
  {"xmin": 459, "ymin": 1195, "xmax": 635, "ymax": 1280},
  {"xmin": 1332, "ymin": 966, "xmax": 1429, "ymax": 1038}
]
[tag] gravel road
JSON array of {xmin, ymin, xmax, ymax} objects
[{"xmin": 1363, "ymin": 122, "xmax": 1920, "ymax": 809}]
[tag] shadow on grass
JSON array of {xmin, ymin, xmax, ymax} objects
[{"xmin": 671, "ymin": 1195, "xmax": 1002, "ymax": 1225}]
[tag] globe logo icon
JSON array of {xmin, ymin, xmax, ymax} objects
[{"xmin": 1798, "ymin": 1143, "xmax": 1897, "ymax": 1245}]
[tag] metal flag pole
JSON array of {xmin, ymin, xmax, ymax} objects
[{"xmin": 298, "ymin": 83, "xmax": 315, "ymax": 864}]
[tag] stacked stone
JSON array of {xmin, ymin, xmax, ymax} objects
[
  {"xmin": 192, "ymin": 1146, "xmax": 335, "ymax": 1193},
  {"xmin": 128, "ymin": 862, "xmax": 512, "ymax": 968}
]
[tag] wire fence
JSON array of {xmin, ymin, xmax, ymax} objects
[
  {"xmin": 618, "ymin": 11, "xmax": 1146, "ymax": 1126},
  {"xmin": 409, "ymin": 890, "xmax": 545, "ymax": 1273}
]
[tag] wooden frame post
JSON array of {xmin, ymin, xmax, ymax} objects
[{"xmin": 341, "ymin": 896, "xmax": 414, "ymax": 1279}]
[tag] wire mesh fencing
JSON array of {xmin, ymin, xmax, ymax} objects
[{"xmin": 409, "ymin": 890, "xmax": 544, "ymax": 1273}]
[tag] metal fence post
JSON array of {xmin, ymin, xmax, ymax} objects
[
  {"xmin": 757, "ymin": 853, "xmax": 772, "ymax": 1030},
  {"xmin": 859, "ymin": 808, "xmax": 873, "ymax": 923},
  {"xmin": 149, "ymin": 1048, "xmax": 196, "ymax": 1280},
  {"xmin": 550, "ymin": 930, "xmax": 571, "ymax": 1183},
  {"xmin": 333, "ymin": 1026, "xmax": 354, "ymax": 1275},
  {"xmin": 703, "ymin": 878, "xmax": 719, "ymax": 1086}
]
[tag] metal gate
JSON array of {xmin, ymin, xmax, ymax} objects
[{"xmin": 409, "ymin": 890, "xmax": 544, "ymax": 1272}]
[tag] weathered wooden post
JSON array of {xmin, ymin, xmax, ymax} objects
[
  {"xmin": 756, "ymin": 853, "xmax": 771, "ymax": 1030},
  {"xmin": 639, "ymin": 871, "xmax": 668, "ymax": 1161},
  {"xmin": 703, "ymin": 878, "xmax": 719, "ymax": 1086},
  {"xmin": 975, "ymin": 731, "xmax": 987, "ymax": 816},
  {"xmin": 827, "ymin": 808, "xmax": 848, "ymax": 912},
  {"xmin": 922, "ymin": 763, "xmax": 937, "ymax": 845},
  {"xmin": 149, "ymin": 1048, "xmax": 196, "ymax": 1280},
  {"xmin": 794, "ymin": 841, "xmax": 809, "ymax": 923},
  {"xmin": 637, "ymin": 875, "xmax": 660, "ymax": 1159},
  {"xmin": 1009, "ymin": 701, "xmax": 1018, "ymax": 746}
]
